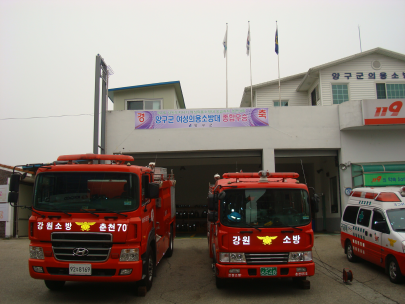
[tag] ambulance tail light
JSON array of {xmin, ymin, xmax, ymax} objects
[{"xmin": 375, "ymin": 192, "xmax": 400, "ymax": 202}]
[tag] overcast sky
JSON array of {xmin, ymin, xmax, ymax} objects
[{"xmin": 1, "ymin": 0, "xmax": 404, "ymax": 167}]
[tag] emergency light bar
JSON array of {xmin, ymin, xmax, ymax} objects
[
  {"xmin": 222, "ymin": 172, "xmax": 299, "ymax": 179},
  {"xmin": 57, "ymin": 154, "xmax": 134, "ymax": 163}
]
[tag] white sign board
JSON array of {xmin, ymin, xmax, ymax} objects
[
  {"xmin": 0, "ymin": 185, "xmax": 10, "ymax": 221},
  {"xmin": 0, "ymin": 185, "xmax": 8, "ymax": 203},
  {"xmin": 362, "ymin": 99, "xmax": 405, "ymax": 125},
  {"xmin": 0, "ymin": 203, "xmax": 10, "ymax": 221}
]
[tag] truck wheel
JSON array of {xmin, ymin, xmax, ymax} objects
[
  {"xmin": 215, "ymin": 276, "xmax": 226, "ymax": 289},
  {"xmin": 346, "ymin": 241, "xmax": 357, "ymax": 262},
  {"xmin": 165, "ymin": 226, "xmax": 174, "ymax": 258},
  {"xmin": 388, "ymin": 257, "xmax": 404, "ymax": 284},
  {"xmin": 143, "ymin": 247, "xmax": 155, "ymax": 291},
  {"xmin": 44, "ymin": 280, "xmax": 65, "ymax": 291}
]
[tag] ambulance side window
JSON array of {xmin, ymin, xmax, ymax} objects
[
  {"xmin": 357, "ymin": 209, "xmax": 372, "ymax": 227},
  {"xmin": 371, "ymin": 210, "xmax": 389, "ymax": 233},
  {"xmin": 343, "ymin": 206, "xmax": 359, "ymax": 224}
]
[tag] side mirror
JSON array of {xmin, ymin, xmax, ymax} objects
[
  {"xmin": 208, "ymin": 211, "xmax": 218, "ymax": 222},
  {"xmin": 146, "ymin": 183, "xmax": 160, "ymax": 199},
  {"xmin": 9, "ymin": 174, "xmax": 21, "ymax": 193},
  {"xmin": 8, "ymin": 191, "xmax": 19, "ymax": 204},
  {"xmin": 207, "ymin": 193, "xmax": 215, "ymax": 211},
  {"xmin": 311, "ymin": 194, "xmax": 320, "ymax": 213},
  {"xmin": 218, "ymin": 192, "xmax": 226, "ymax": 201}
]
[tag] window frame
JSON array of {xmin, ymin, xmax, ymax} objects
[
  {"xmin": 331, "ymin": 83, "xmax": 349, "ymax": 105},
  {"xmin": 273, "ymin": 100, "xmax": 289, "ymax": 107},
  {"xmin": 375, "ymin": 83, "xmax": 405, "ymax": 99},
  {"xmin": 126, "ymin": 99, "xmax": 163, "ymax": 110}
]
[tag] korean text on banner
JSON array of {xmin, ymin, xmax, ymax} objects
[{"xmin": 135, "ymin": 108, "xmax": 269, "ymax": 130}]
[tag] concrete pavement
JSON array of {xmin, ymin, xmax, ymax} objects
[{"xmin": 0, "ymin": 233, "xmax": 404, "ymax": 304}]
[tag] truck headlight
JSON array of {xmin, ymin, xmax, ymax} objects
[
  {"xmin": 219, "ymin": 252, "xmax": 246, "ymax": 263},
  {"xmin": 120, "ymin": 248, "xmax": 139, "ymax": 261},
  {"xmin": 288, "ymin": 251, "xmax": 312, "ymax": 262},
  {"xmin": 29, "ymin": 246, "xmax": 44, "ymax": 260}
]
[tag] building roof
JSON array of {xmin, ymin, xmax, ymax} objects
[
  {"xmin": 240, "ymin": 72, "xmax": 306, "ymax": 107},
  {"xmin": 240, "ymin": 47, "xmax": 405, "ymax": 106},
  {"xmin": 108, "ymin": 81, "xmax": 186, "ymax": 108},
  {"xmin": 296, "ymin": 47, "xmax": 405, "ymax": 91}
]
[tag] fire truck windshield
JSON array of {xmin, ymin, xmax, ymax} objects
[
  {"xmin": 220, "ymin": 188, "xmax": 311, "ymax": 228},
  {"xmin": 33, "ymin": 172, "xmax": 139, "ymax": 212}
]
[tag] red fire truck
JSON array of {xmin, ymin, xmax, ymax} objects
[
  {"xmin": 8, "ymin": 154, "xmax": 176, "ymax": 296},
  {"xmin": 207, "ymin": 170, "xmax": 316, "ymax": 289}
]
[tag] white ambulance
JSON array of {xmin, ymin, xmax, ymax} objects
[{"xmin": 340, "ymin": 186, "xmax": 405, "ymax": 283}]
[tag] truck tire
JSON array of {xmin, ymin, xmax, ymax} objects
[
  {"xmin": 44, "ymin": 280, "xmax": 65, "ymax": 291},
  {"xmin": 144, "ymin": 247, "xmax": 155, "ymax": 291},
  {"xmin": 388, "ymin": 257, "xmax": 404, "ymax": 284},
  {"xmin": 215, "ymin": 276, "xmax": 226, "ymax": 289},
  {"xmin": 165, "ymin": 225, "xmax": 174, "ymax": 258},
  {"xmin": 346, "ymin": 240, "xmax": 357, "ymax": 262}
]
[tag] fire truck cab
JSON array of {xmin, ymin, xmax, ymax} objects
[{"xmin": 207, "ymin": 170, "xmax": 315, "ymax": 289}]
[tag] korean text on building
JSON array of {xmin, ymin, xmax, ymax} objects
[{"xmin": 135, "ymin": 108, "xmax": 269, "ymax": 129}]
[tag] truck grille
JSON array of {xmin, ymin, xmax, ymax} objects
[
  {"xmin": 51, "ymin": 232, "xmax": 113, "ymax": 262},
  {"xmin": 245, "ymin": 252, "xmax": 289, "ymax": 265}
]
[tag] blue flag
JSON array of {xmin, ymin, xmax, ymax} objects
[{"xmin": 275, "ymin": 28, "xmax": 279, "ymax": 54}]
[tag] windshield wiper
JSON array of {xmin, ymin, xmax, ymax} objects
[
  {"xmin": 95, "ymin": 209, "xmax": 128, "ymax": 217},
  {"xmin": 394, "ymin": 228, "xmax": 405, "ymax": 232},
  {"xmin": 245, "ymin": 223, "xmax": 262, "ymax": 232},
  {"xmin": 286, "ymin": 225, "xmax": 303, "ymax": 231},
  {"xmin": 80, "ymin": 208, "xmax": 99, "ymax": 217},
  {"xmin": 44, "ymin": 205, "xmax": 72, "ymax": 217},
  {"xmin": 25, "ymin": 206, "xmax": 45, "ymax": 218}
]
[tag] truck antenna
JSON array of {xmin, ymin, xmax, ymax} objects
[{"xmin": 300, "ymin": 159, "xmax": 307, "ymax": 185}]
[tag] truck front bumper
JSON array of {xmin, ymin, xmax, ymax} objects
[
  {"xmin": 215, "ymin": 262, "xmax": 315, "ymax": 279},
  {"xmin": 29, "ymin": 258, "xmax": 143, "ymax": 282}
]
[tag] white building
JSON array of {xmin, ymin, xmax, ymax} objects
[{"xmin": 106, "ymin": 48, "xmax": 405, "ymax": 233}]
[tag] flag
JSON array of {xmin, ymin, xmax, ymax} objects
[
  {"xmin": 275, "ymin": 27, "xmax": 279, "ymax": 54},
  {"xmin": 223, "ymin": 27, "xmax": 228, "ymax": 58},
  {"xmin": 246, "ymin": 24, "xmax": 250, "ymax": 55}
]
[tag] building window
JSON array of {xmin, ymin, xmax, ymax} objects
[
  {"xmin": 311, "ymin": 86, "xmax": 319, "ymax": 106},
  {"xmin": 376, "ymin": 83, "xmax": 405, "ymax": 99},
  {"xmin": 330, "ymin": 176, "xmax": 339, "ymax": 214},
  {"xmin": 376, "ymin": 83, "xmax": 386, "ymax": 99},
  {"xmin": 332, "ymin": 84, "xmax": 349, "ymax": 104},
  {"xmin": 273, "ymin": 100, "xmax": 288, "ymax": 107},
  {"xmin": 127, "ymin": 99, "xmax": 162, "ymax": 110}
]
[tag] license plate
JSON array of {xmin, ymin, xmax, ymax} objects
[
  {"xmin": 69, "ymin": 263, "xmax": 91, "ymax": 275},
  {"xmin": 260, "ymin": 267, "xmax": 277, "ymax": 276}
]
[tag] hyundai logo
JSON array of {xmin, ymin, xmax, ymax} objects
[{"xmin": 73, "ymin": 248, "xmax": 89, "ymax": 257}]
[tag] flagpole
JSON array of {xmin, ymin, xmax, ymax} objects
[
  {"xmin": 249, "ymin": 21, "xmax": 253, "ymax": 107},
  {"xmin": 276, "ymin": 21, "xmax": 281, "ymax": 104},
  {"xmin": 226, "ymin": 23, "xmax": 228, "ymax": 108}
]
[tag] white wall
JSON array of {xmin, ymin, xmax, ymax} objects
[
  {"xmin": 105, "ymin": 106, "xmax": 341, "ymax": 161},
  {"xmin": 112, "ymin": 86, "xmax": 177, "ymax": 111},
  {"xmin": 255, "ymin": 77, "xmax": 308, "ymax": 107},
  {"xmin": 320, "ymin": 54, "xmax": 405, "ymax": 105}
]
